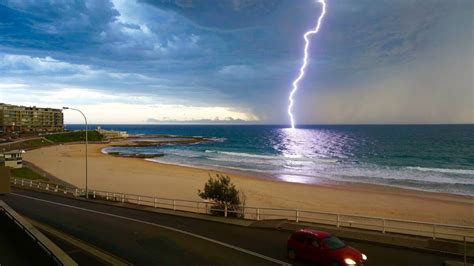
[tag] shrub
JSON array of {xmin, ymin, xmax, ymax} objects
[{"xmin": 198, "ymin": 174, "xmax": 245, "ymax": 218}]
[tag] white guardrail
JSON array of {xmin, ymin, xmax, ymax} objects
[{"xmin": 11, "ymin": 178, "xmax": 474, "ymax": 243}]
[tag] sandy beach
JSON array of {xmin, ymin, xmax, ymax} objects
[{"xmin": 23, "ymin": 143, "xmax": 473, "ymax": 226}]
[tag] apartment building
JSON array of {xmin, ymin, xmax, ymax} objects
[{"xmin": 0, "ymin": 103, "xmax": 64, "ymax": 133}]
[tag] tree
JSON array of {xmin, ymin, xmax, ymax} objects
[{"xmin": 198, "ymin": 173, "xmax": 245, "ymax": 217}]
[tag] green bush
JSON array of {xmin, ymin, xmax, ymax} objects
[{"xmin": 198, "ymin": 174, "xmax": 245, "ymax": 218}]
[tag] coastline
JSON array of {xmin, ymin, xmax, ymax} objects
[
  {"xmin": 143, "ymin": 157, "xmax": 474, "ymax": 201},
  {"xmin": 23, "ymin": 142, "xmax": 474, "ymax": 226}
]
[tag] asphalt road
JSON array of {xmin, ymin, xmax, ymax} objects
[
  {"xmin": 1, "ymin": 188, "xmax": 468, "ymax": 266},
  {"xmin": 0, "ymin": 212, "xmax": 55, "ymax": 266}
]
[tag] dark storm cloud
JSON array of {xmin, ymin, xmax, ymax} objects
[
  {"xmin": 0, "ymin": 0, "xmax": 472, "ymax": 123},
  {"xmin": 139, "ymin": 0, "xmax": 282, "ymax": 31}
]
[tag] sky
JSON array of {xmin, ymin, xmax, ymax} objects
[{"xmin": 0, "ymin": 0, "xmax": 472, "ymax": 124}]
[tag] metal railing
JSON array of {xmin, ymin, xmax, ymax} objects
[{"xmin": 11, "ymin": 177, "xmax": 474, "ymax": 243}]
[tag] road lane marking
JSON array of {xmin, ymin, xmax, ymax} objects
[{"xmin": 11, "ymin": 192, "xmax": 290, "ymax": 266}]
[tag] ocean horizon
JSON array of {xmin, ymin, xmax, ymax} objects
[{"xmin": 66, "ymin": 124, "xmax": 474, "ymax": 196}]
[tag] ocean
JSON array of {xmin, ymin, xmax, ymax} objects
[{"xmin": 66, "ymin": 124, "xmax": 474, "ymax": 196}]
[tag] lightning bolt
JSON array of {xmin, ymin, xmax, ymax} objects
[{"xmin": 288, "ymin": 0, "xmax": 327, "ymax": 129}]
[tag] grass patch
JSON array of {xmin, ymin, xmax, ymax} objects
[
  {"xmin": 23, "ymin": 139, "xmax": 51, "ymax": 148},
  {"xmin": 45, "ymin": 130, "xmax": 104, "ymax": 143},
  {"xmin": 11, "ymin": 167, "xmax": 48, "ymax": 181},
  {"xmin": 1, "ymin": 139, "xmax": 50, "ymax": 151},
  {"xmin": 1, "ymin": 130, "xmax": 103, "ymax": 152}
]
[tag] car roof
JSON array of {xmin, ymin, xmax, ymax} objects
[{"xmin": 295, "ymin": 228, "xmax": 332, "ymax": 239}]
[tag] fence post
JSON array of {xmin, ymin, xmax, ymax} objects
[
  {"xmin": 93, "ymin": 191, "xmax": 96, "ymax": 199},
  {"xmin": 382, "ymin": 219, "xmax": 386, "ymax": 233},
  {"xmin": 106, "ymin": 193, "xmax": 109, "ymax": 201},
  {"xmin": 54, "ymin": 185, "xmax": 58, "ymax": 192},
  {"xmin": 74, "ymin": 188, "xmax": 78, "ymax": 197},
  {"xmin": 224, "ymin": 205, "xmax": 228, "ymax": 218},
  {"xmin": 464, "ymin": 236, "xmax": 467, "ymax": 266},
  {"xmin": 337, "ymin": 214, "xmax": 340, "ymax": 228},
  {"xmin": 14, "ymin": 179, "xmax": 17, "ymax": 185},
  {"xmin": 432, "ymin": 224, "xmax": 436, "ymax": 239},
  {"xmin": 173, "ymin": 200, "xmax": 176, "ymax": 211},
  {"xmin": 154, "ymin": 198, "xmax": 157, "ymax": 208},
  {"xmin": 46, "ymin": 184, "xmax": 49, "ymax": 190},
  {"xmin": 122, "ymin": 194, "xmax": 125, "ymax": 203},
  {"xmin": 256, "ymin": 208, "xmax": 260, "ymax": 221},
  {"xmin": 37, "ymin": 182, "xmax": 40, "ymax": 188},
  {"xmin": 296, "ymin": 210, "xmax": 299, "ymax": 222},
  {"xmin": 30, "ymin": 180, "xmax": 33, "ymax": 187},
  {"xmin": 137, "ymin": 196, "xmax": 141, "ymax": 205},
  {"xmin": 21, "ymin": 179, "xmax": 24, "ymax": 186}
]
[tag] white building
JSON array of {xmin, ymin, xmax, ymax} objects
[
  {"xmin": 97, "ymin": 127, "xmax": 128, "ymax": 139},
  {"xmin": 0, "ymin": 150, "xmax": 24, "ymax": 168}
]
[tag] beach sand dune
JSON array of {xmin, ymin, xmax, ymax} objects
[{"xmin": 24, "ymin": 144, "xmax": 473, "ymax": 226}]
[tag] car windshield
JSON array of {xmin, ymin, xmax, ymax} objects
[{"xmin": 322, "ymin": 236, "xmax": 346, "ymax": 250}]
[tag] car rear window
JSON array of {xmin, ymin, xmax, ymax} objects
[{"xmin": 322, "ymin": 236, "xmax": 346, "ymax": 250}]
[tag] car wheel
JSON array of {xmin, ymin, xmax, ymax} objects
[{"xmin": 287, "ymin": 248, "xmax": 296, "ymax": 260}]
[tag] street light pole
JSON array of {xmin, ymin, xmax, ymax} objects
[{"xmin": 63, "ymin": 107, "xmax": 89, "ymax": 198}]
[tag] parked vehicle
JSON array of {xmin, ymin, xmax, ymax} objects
[{"xmin": 287, "ymin": 229, "xmax": 367, "ymax": 265}]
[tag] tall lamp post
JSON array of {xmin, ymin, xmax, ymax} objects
[{"xmin": 62, "ymin": 107, "xmax": 89, "ymax": 198}]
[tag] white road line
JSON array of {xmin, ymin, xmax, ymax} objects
[{"xmin": 11, "ymin": 192, "xmax": 290, "ymax": 266}]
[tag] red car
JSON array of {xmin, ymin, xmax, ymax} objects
[{"xmin": 287, "ymin": 229, "xmax": 367, "ymax": 266}]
